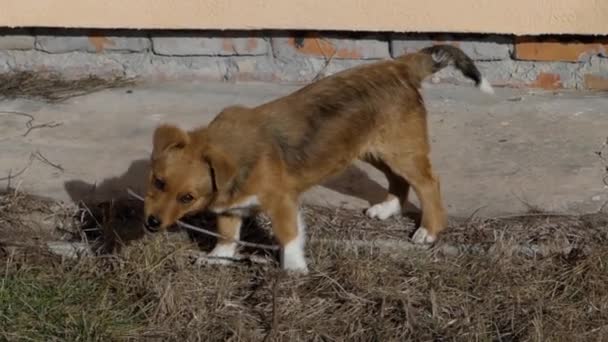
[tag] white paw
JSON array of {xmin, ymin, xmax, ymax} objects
[
  {"xmin": 282, "ymin": 256, "xmax": 309, "ymax": 273},
  {"xmin": 207, "ymin": 243, "xmax": 237, "ymax": 264},
  {"xmin": 479, "ymin": 77, "xmax": 495, "ymax": 94},
  {"xmin": 282, "ymin": 240, "xmax": 309, "ymax": 274},
  {"xmin": 366, "ymin": 197, "xmax": 401, "ymax": 220},
  {"xmin": 412, "ymin": 227, "xmax": 437, "ymax": 244}
]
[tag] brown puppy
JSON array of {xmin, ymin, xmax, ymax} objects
[{"xmin": 144, "ymin": 45, "xmax": 493, "ymax": 273}]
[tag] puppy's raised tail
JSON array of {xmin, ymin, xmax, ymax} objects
[{"xmin": 399, "ymin": 44, "xmax": 494, "ymax": 94}]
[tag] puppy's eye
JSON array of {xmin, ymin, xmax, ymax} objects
[
  {"xmin": 180, "ymin": 194, "xmax": 194, "ymax": 204},
  {"xmin": 153, "ymin": 177, "xmax": 165, "ymax": 191}
]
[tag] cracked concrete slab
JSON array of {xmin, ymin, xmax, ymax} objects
[{"xmin": 1, "ymin": 81, "xmax": 607, "ymax": 218}]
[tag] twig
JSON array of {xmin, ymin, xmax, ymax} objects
[
  {"xmin": 33, "ymin": 150, "xmax": 64, "ymax": 172},
  {"xmin": 23, "ymin": 121, "xmax": 62, "ymax": 137},
  {"xmin": 77, "ymin": 201, "xmax": 102, "ymax": 247},
  {"xmin": 594, "ymin": 137, "xmax": 608, "ymax": 186},
  {"xmin": 464, "ymin": 205, "xmax": 487, "ymax": 225},
  {"xmin": 0, "ymin": 110, "xmax": 34, "ymax": 123},
  {"xmin": 0, "ymin": 72, "xmax": 135, "ymax": 102},
  {"xmin": 5, "ymin": 169, "xmax": 11, "ymax": 191},
  {"xmin": 0, "ymin": 110, "xmax": 62, "ymax": 137},
  {"xmin": 311, "ymin": 38, "xmax": 337, "ymax": 82},
  {"xmin": 193, "ymin": 252, "xmax": 271, "ymax": 266},
  {"xmin": 1, "ymin": 151, "xmax": 62, "ymax": 190},
  {"xmin": 509, "ymin": 191, "xmax": 545, "ymax": 213},
  {"xmin": 127, "ymin": 188, "xmax": 280, "ymax": 251},
  {"xmin": 271, "ymin": 273, "xmax": 280, "ymax": 330},
  {"xmin": 489, "ymin": 212, "xmax": 578, "ymax": 220},
  {"xmin": 0, "ymin": 153, "xmax": 35, "ymax": 182},
  {"xmin": 152, "ymin": 278, "xmax": 173, "ymax": 320},
  {"xmin": 0, "ymin": 240, "xmax": 42, "ymax": 248},
  {"xmin": 263, "ymin": 272, "xmax": 281, "ymax": 341},
  {"xmin": 599, "ymin": 200, "xmax": 608, "ymax": 213}
]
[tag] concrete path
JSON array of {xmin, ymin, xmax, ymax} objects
[{"xmin": 1, "ymin": 81, "xmax": 607, "ymax": 218}]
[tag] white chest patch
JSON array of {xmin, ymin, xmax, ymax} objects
[{"xmin": 212, "ymin": 195, "xmax": 260, "ymax": 217}]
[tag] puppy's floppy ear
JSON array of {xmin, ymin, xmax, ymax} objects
[
  {"xmin": 202, "ymin": 145, "xmax": 237, "ymax": 193},
  {"xmin": 152, "ymin": 124, "xmax": 189, "ymax": 158}
]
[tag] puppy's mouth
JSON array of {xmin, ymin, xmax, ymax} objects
[{"xmin": 143, "ymin": 223, "xmax": 160, "ymax": 233}]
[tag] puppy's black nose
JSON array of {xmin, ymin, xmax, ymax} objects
[{"xmin": 145, "ymin": 215, "xmax": 161, "ymax": 232}]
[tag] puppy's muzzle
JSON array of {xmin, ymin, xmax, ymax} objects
[{"xmin": 144, "ymin": 215, "xmax": 161, "ymax": 232}]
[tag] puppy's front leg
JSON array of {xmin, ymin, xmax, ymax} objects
[
  {"xmin": 208, "ymin": 214, "xmax": 242, "ymax": 260},
  {"xmin": 266, "ymin": 197, "xmax": 308, "ymax": 273}
]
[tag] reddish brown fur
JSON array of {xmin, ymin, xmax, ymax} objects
[{"xmin": 144, "ymin": 47, "xmax": 486, "ymax": 257}]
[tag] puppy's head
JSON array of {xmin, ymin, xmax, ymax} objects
[{"xmin": 143, "ymin": 124, "xmax": 234, "ymax": 232}]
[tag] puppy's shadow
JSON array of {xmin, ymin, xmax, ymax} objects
[
  {"xmin": 65, "ymin": 159, "xmax": 150, "ymax": 205},
  {"xmin": 63, "ymin": 159, "xmax": 421, "ymax": 255},
  {"xmin": 321, "ymin": 164, "xmax": 422, "ymax": 224},
  {"xmin": 64, "ymin": 159, "xmax": 148, "ymax": 253},
  {"xmin": 322, "ymin": 165, "xmax": 386, "ymax": 205},
  {"xmin": 63, "ymin": 159, "xmax": 274, "ymax": 256}
]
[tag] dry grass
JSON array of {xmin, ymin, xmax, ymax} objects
[
  {"xmin": 0, "ymin": 71, "xmax": 134, "ymax": 102},
  {"xmin": 1, "ymin": 190, "xmax": 608, "ymax": 341}
]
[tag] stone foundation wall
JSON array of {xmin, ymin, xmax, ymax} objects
[{"xmin": 1, "ymin": 29, "xmax": 607, "ymax": 90}]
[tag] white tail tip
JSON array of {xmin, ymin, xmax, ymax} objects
[{"xmin": 479, "ymin": 77, "xmax": 494, "ymax": 94}]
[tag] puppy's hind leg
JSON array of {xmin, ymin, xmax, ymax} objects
[{"xmin": 383, "ymin": 153, "xmax": 447, "ymax": 244}]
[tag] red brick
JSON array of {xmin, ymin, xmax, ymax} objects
[
  {"xmin": 515, "ymin": 37, "xmax": 608, "ymax": 62},
  {"xmin": 531, "ymin": 73, "xmax": 562, "ymax": 90},
  {"xmin": 225, "ymin": 38, "xmax": 267, "ymax": 55},
  {"xmin": 221, "ymin": 39, "xmax": 233, "ymax": 53},
  {"xmin": 287, "ymin": 36, "xmax": 361, "ymax": 59},
  {"xmin": 584, "ymin": 74, "xmax": 608, "ymax": 90},
  {"xmin": 246, "ymin": 38, "xmax": 258, "ymax": 51},
  {"xmin": 274, "ymin": 34, "xmax": 389, "ymax": 60},
  {"xmin": 38, "ymin": 35, "xmax": 148, "ymax": 53},
  {"xmin": 88, "ymin": 36, "xmax": 114, "ymax": 53}
]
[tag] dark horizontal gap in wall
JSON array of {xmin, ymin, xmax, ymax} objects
[{"xmin": 0, "ymin": 27, "xmax": 605, "ymax": 44}]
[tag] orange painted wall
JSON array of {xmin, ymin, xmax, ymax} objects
[{"xmin": 1, "ymin": 0, "xmax": 607, "ymax": 35}]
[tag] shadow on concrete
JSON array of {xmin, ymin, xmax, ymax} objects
[
  {"xmin": 64, "ymin": 158, "xmax": 421, "ymax": 254},
  {"xmin": 322, "ymin": 165, "xmax": 387, "ymax": 205},
  {"xmin": 64, "ymin": 158, "xmax": 399, "ymax": 211},
  {"xmin": 65, "ymin": 159, "xmax": 150, "ymax": 205},
  {"xmin": 322, "ymin": 165, "xmax": 422, "ymax": 224},
  {"xmin": 64, "ymin": 159, "xmax": 148, "ymax": 254},
  {"xmin": 63, "ymin": 159, "xmax": 276, "ymax": 257}
]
